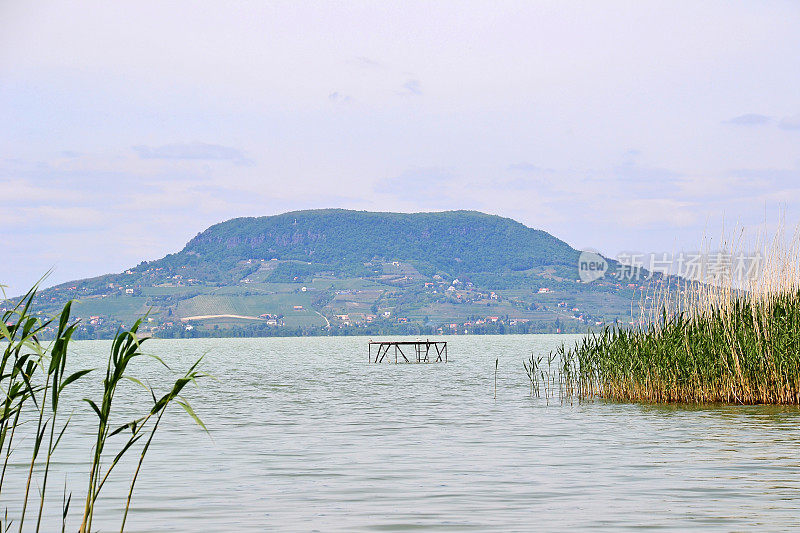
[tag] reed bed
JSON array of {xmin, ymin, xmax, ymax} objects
[
  {"xmin": 1, "ymin": 283, "xmax": 207, "ymax": 532},
  {"xmin": 539, "ymin": 225, "xmax": 800, "ymax": 405}
]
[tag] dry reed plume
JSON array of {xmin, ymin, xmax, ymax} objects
[{"xmin": 541, "ymin": 223, "xmax": 800, "ymax": 405}]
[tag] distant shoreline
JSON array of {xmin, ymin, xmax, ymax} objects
[{"xmin": 52, "ymin": 326, "xmax": 604, "ymax": 342}]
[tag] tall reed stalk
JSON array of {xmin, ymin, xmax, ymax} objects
[
  {"xmin": 494, "ymin": 358, "xmax": 498, "ymax": 399},
  {"xmin": 545, "ymin": 224, "xmax": 800, "ymax": 405},
  {"xmin": 0, "ymin": 282, "xmax": 206, "ymax": 532}
]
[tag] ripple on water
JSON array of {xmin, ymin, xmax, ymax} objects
[{"xmin": 4, "ymin": 335, "xmax": 800, "ymax": 531}]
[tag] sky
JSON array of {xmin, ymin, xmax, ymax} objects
[{"xmin": 1, "ymin": 1, "xmax": 799, "ymax": 296}]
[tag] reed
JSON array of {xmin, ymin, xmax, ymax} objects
[
  {"xmin": 522, "ymin": 354, "xmax": 540, "ymax": 398},
  {"xmin": 0, "ymin": 283, "xmax": 206, "ymax": 532},
  {"xmin": 523, "ymin": 352, "xmax": 559, "ymax": 403},
  {"xmin": 551, "ymin": 224, "xmax": 800, "ymax": 405},
  {"xmin": 494, "ymin": 358, "xmax": 498, "ymax": 399}
]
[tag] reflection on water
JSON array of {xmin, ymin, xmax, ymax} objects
[{"xmin": 4, "ymin": 335, "xmax": 800, "ymax": 531}]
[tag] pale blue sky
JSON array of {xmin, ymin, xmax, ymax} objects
[{"xmin": 2, "ymin": 1, "xmax": 799, "ymax": 295}]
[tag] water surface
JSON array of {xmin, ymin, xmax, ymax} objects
[{"xmin": 5, "ymin": 335, "xmax": 800, "ymax": 531}]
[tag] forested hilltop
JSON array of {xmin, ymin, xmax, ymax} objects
[{"xmin": 8, "ymin": 209, "xmax": 644, "ymax": 339}]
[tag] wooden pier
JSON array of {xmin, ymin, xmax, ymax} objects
[{"xmin": 369, "ymin": 340, "xmax": 447, "ymax": 363}]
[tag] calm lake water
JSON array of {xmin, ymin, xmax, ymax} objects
[{"xmin": 5, "ymin": 334, "xmax": 800, "ymax": 531}]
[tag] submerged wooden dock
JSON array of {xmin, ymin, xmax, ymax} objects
[{"xmin": 369, "ymin": 340, "xmax": 447, "ymax": 363}]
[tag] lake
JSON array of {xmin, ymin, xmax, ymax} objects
[{"xmin": 4, "ymin": 334, "xmax": 800, "ymax": 531}]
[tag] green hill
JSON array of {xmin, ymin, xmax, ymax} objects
[
  {"xmin": 145, "ymin": 209, "xmax": 580, "ymax": 284},
  {"xmin": 183, "ymin": 209, "xmax": 577, "ymax": 270},
  {"xmin": 8, "ymin": 209, "xmax": 644, "ymax": 338}
]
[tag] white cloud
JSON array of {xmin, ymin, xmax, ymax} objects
[
  {"xmin": 133, "ymin": 142, "xmax": 251, "ymax": 164},
  {"xmin": 2, "ymin": 2, "xmax": 800, "ymax": 293},
  {"xmin": 725, "ymin": 113, "xmax": 772, "ymax": 126},
  {"xmin": 375, "ymin": 167, "xmax": 452, "ymax": 202},
  {"xmin": 778, "ymin": 114, "xmax": 800, "ymax": 131},
  {"xmin": 399, "ymin": 79, "xmax": 422, "ymax": 96}
]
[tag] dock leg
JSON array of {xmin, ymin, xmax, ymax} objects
[
  {"xmin": 397, "ymin": 345, "xmax": 409, "ymax": 363},
  {"xmin": 378, "ymin": 344, "xmax": 390, "ymax": 363}
]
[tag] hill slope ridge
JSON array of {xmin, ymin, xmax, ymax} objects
[{"xmin": 12, "ymin": 209, "xmax": 639, "ymax": 339}]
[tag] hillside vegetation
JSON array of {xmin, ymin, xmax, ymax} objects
[
  {"xmin": 6, "ymin": 210, "xmax": 643, "ymax": 338},
  {"xmin": 179, "ymin": 209, "xmax": 578, "ymax": 273}
]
